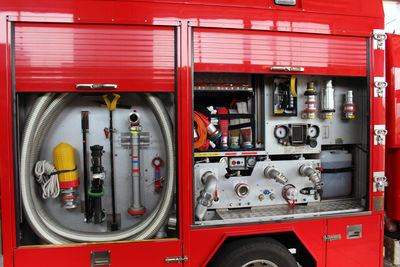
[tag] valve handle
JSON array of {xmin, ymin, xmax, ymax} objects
[
  {"xmin": 102, "ymin": 93, "xmax": 121, "ymax": 111},
  {"xmin": 152, "ymin": 157, "xmax": 163, "ymax": 192}
]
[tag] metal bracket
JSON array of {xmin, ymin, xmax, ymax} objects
[
  {"xmin": 374, "ymin": 77, "xmax": 387, "ymax": 98},
  {"xmin": 374, "ymin": 125, "xmax": 387, "ymax": 145},
  {"xmin": 323, "ymin": 234, "xmax": 341, "ymax": 242},
  {"xmin": 373, "ymin": 172, "xmax": 388, "ymax": 192},
  {"xmin": 121, "ymin": 132, "xmax": 150, "ymax": 148},
  {"xmin": 373, "ymin": 30, "xmax": 387, "ymax": 50},
  {"xmin": 165, "ymin": 256, "xmax": 188, "ymax": 263}
]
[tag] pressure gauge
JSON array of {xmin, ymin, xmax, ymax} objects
[
  {"xmin": 246, "ymin": 156, "xmax": 257, "ymax": 167},
  {"xmin": 307, "ymin": 125, "xmax": 319, "ymax": 138},
  {"xmin": 219, "ymin": 157, "xmax": 228, "ymax": 168},
  {"xmin": 274, "ymin": 126, "xmax": 288, "ymax": 139}
]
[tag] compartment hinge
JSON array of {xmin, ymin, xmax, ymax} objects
[
  {"xmin": 374, "ymin": 77, "xmax": 387, "ymax": 98},
  {"xmin": 373, "ymin": 171, "xmax": 388, "ymax": 192},
  {"xmin": 323, "ymin": 234, "xmax": 341, "ymax": 242},
  {"xmin": 374, "ymin": 125, "xmax": 387, "ymax": 145},
  {"xmin": 165, "ymin": 256, "xmax": 188, "ymax": 263},
  {"xmin": 373, "ymin": 30, "xmax": 387, "ymax": 50}
]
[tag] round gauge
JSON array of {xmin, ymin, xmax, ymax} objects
[
  {"xmin": 274, "ymin": 126, "xmax": 288, "ymax": 139},
  {"xmin": 307, "ymin": 125, "xmax": 319, "ymax": 138},
  {"xmin": 219, "ymin": 157, "xmax": 228, "ymax": 168},
  {"xmin": 246, "ymin": 156, "xmax": 257, "ymax": 167}
]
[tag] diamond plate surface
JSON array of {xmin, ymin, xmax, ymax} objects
[{"xmin": 194, "ymin": 199, "xmax": 364, "ymax": 225}]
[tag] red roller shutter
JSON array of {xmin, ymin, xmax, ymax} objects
[
  {"xmin": 194, "ymin": 28, "xmax": 367, "ymax": 76},
  {"xmin": 14, "ymin": 23, "xmax": 175, "ymax": 92}
]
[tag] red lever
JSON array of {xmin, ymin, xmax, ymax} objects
[
  {"xmin": 104, "ymin": 128, "xmax": 109, "ymax": 139},
  {"xmin": 152, "ymin": 157, "xmax": 163, "ymax": 193}
]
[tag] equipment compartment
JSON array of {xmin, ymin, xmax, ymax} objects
[
  {"xmin": 192, "ymin": 73, "xmax": 369, "ymax": 225},
  {"xmin": 14, "ymin": 92, "xmax": 178, "ymax": 245}
]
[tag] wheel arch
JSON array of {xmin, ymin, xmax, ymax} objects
[{"xmin": 204, "ymin": 231, "xmax": 316, "ymax": 267}]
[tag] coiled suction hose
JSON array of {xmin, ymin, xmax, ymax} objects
[{"xmin": 20, "ymin": 93, "xmax": 175, "ymax": 243}]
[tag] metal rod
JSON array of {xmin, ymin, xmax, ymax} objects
[
  {"xmin": 109, "ymin": 110, "xmax": 118, "ymax": 230},
  {"xmin": 81, "ymin": 111, "xmax": 90, "ymax": 222}
]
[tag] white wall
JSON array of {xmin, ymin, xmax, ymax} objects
[{"xmin": 384, "ymin": 1, "xmax": 400, "ymax": 33}]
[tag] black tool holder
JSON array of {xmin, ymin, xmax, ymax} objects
[{"xmin": 88, "ymin": 145, "xmax": 106, "ymax": 224}]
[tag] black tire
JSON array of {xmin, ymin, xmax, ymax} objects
[{"xmin": 208, "ymin": 237, "xmax": 298, "ymax": 267}]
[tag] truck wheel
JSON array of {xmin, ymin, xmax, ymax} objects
[{"xmin": 208, "ymin": 237, "xmax": 298, "ymax": 267}]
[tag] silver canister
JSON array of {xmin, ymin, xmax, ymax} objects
[
  {"xmin": 343, "ymin": 90, "xmax": 356, "ymax": 119},
  {"xmin": 321, "ymin": 80, "xmax": 335, "ymax": 119}
]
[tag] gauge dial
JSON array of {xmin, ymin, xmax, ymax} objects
[
  {"xmin": 274, "ymin": 126, "xmax": 288, "ymax": 139},
  {"xmin": 307, "ymin": 125, "xmax": 319, "ymax": 138},
  {"xmin": 246, "ymin": 156, "xmax": 257, "ymax": 167},
  {"xmin": 219, "ymin": 157, "xmax": 228, "ymax": 168}
]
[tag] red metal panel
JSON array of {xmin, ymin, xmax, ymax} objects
[
  {"xmin": 187, "ymin": 219, "xmax": 326, "ymax": 267},
  {"xmin": 69, "ymin": 0, "xmax": 382, "ymax": 18},
  {"xmin": 0, "ymin": 18, "xmax": 17, "ymax": 267},
  {"xmin": 14, "ymin": 239, "xmax": 182, "ymax": 267},
  {"xmin": 386, "ymin": 34, "xmax": 400, "ymax": 220},
  {"xmin": 387, "ymin": 149, "xmax": 400, "ymax": 220},
  {"xmin": 193, "ymin": 28, "xmax": 367, "ymax": 76},
  {"xmin": 14, "ymin": 23, "xmax": 175, "ymax": 92},
  {"xmin": 386, "ymin": 34, "xmax": 400, "ymax": 148},
  {"xmin": 369, "ymin": 35, "xmax": 385, "ymax": 217},
  {"xmin": 302, "ymin": 0, "xmax": 383, "ymax": 18},
  {"xmin": 371, "ymin": 38, "xmax": 386, "ymax": 174},
  {"xmin": 3, "ymin": 0, "xmax": 383, "ymax": 37},
  {"xmin": 326, "ymin": 215, "xmax": 382, "ymax": 267},
  {"xmin": 179, "ymin": 23, "xmax": 193, "ymax": 266}
]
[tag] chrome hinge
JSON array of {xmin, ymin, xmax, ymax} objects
[
  {"xmin": 374, "ymin": 125, "xmax": 387, "ymax": 145},
  {"xmin": 374, "ymin": 78, "xmax": 387, "ymax": 98},
  {"xmin": 373, "ymin": 30, "xmax": 387, "ymax": 50},
  {"xmin": 373, "ymin": 171, "xmax": 388, "ymax": 192},
  {"xmin": 323, "ymin": 234, "xmax": 341, "ymax": 242},
  {"xmin": 165, "ymin": 256, "xmax": 188, "ymax": 264}
]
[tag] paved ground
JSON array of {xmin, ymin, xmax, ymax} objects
[{"xmin": 385, "ymin": 259, "xmax": 398, "ymax": 266}]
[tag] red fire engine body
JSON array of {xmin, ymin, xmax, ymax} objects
[{"xmin": 0, "ymin": 0, "xmax": 388, "ymax": 267}]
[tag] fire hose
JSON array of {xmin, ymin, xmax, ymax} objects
[
  {"xmin": 20, "ymin": 92, "xmax": 175, "ymax": 243},
  {"xmin": 193, "ymin": 112, "xmax": 207, "ymax": 149}
]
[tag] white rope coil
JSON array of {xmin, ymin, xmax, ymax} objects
[{"xmin": 34, "ymin": 160, "xmax": 60, "ymax": 199}]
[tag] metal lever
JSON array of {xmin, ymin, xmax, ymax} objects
[
  {"xmin": 373, "ymin": 32, "xmax": 387, "ymax": 50},
  {"xmin": 76, "ymin": 84, "xmax": 118, "ymax": 89},
  {"xmin": 270, "ymin": 66, "xmax": 304, "ymax": 72},
  {"xmin": 374, "ymin": 128, "xmax": 388, "ymax": 145},
  {"xmin": 374, "ymin": 176, "xmax": 388, "ymax": 192},
  {"xmin": 165, "ymin": 256, "xmax": 188, "ymax": 263},
  {"xmin": 374, "ymin": 81, "xmax": 387, "ymax": 97}
]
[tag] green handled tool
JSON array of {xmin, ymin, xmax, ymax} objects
[{"xmin": 103, "ymin": 93, "xmax": 120, "ymax": 231}]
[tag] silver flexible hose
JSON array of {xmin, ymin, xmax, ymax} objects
[
  {"xmin": 20, "ymin": 93, "xmax": 175, "ymax": 243},
  {"xmin": 20, "ymin": 93, "xmax": 69, "ymax": 243}
]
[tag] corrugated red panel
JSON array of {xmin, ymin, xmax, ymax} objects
[
  {"xmin": 14, "ymin": 23, "xmax": 175, "ymax": 92},
  {"xmin": 194, "ymin": 28, "xmax": 367, "ymax": 76}
]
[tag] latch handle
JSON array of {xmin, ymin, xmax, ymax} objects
[
  {"xmin": 76, "ymin": 84, "xmax": 118, "ymax": 89},
  {"xmin": 165, "ymin": 256, "xmax": 188, "ymax": 263},
  {"xmin": 270, "ymin": 66, "xmax": 305, "ymax": 72}
]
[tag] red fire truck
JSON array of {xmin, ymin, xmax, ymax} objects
[{"xmin": 0, "ymin": 0, "xmax": 388, "ymax": 266}]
